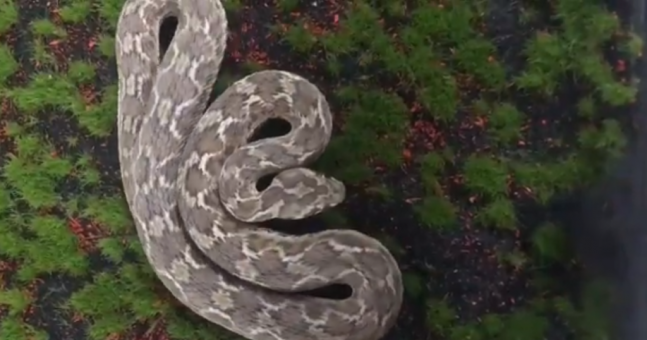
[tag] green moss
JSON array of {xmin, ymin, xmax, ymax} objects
[
  {"xmin": 98, "ymin": 0, "xmax": 126, "ymax": 29},
  {"xmin": 73, "ymin": 84, "xmax": 118, "ymax": 137},
  {"xmin": 8, "ymin": 73, "xmax": 78, "ymax": 114},
  {"xmin": 453, "ymin": 38, "xmax": 506, "ymax": 90},
  {"xmin": 417, "ymin": 195, "xmax": 458, "ymax": 231},
  {"xmin": 426, "ymin": 298, "xmax": 457, "ymax": 336},
  {"xmin": 488, "ymin": 103, "xmax": 524, "ymax": 145},
  {"xmin": 31, "ymin": 18, "xmax": 67, "ymax": 38},
  {"xmin": 402, "ymin": 272, "xmax": 425, "ymax": 299},
  {"xmin": 531, "ymin": 222, "xmax": 569, "ymax": 263},
  {"xmin": 0, "ymin": 43, "xmax": 18, "ymax": 86},
  {"xmin": 475, "ymin": 197, "xmax": 517, "ymax": 231},
  {"xmin": 281, "ymin": 21, "xmax": 317, "ymax": 53},
  {"xmin": 0, "ymin": 0, "xmax": 18, "ymax": 35},
  {"xmin": 81, "ymin": 195, "xmax": 132, "ymax": 234},
  {"xmin": 0, "ymin": 288, "xmax": 31, "ymax": 316},
  {"xmin": 0, "ymin": 316, "xmax": 47, "ymax": 340},
  {"xmin": 3, "ymin": 134, "xmax": 73, "ymax": 208},
  {"xmin": 463, "ymin": 155, "xmax": 508, "ymax": 198},
  {"xmin": 67, "ymin": 60, "xmax": 97, "ymax": 85},
  {"xmin": 96, "ymin": 34, "xmax": 116, "ymax": 58},
  {"xmin": 58, "ymin": 0, "xmax": 92, "ymax": 24}
]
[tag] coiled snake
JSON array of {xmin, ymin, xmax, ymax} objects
[{"xmin": 115, "ymin": 0, "xmax": 403, "ymax": 339}]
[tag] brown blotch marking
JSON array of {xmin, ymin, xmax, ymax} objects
[
  {"xmin": 134, "ymin": 155, "xmax": 152, "ymax": 186},
  {"xmin": 325, "ymin": 308, "xmax": 367, "ymax": 337},
  {"xmin": 257, "ymin": 187, "xmax": 289, "ymax": 212},
  {"xmin": 247, "ymin": 233, "xmax": 276, "ymax": 252},
  {"xmin": 254, "ymin": 82, "xmax": 283, "ymax": 104},
  {"xmin": 214, "ymin": 89, "xmax": 251, "ymax": 123},
  {"xmin": 195, "ymin": 127, "xmax": 226, "ymax": 154},
  {"xmin": 203, "ymin": 156, "xmax": 225, "ymax": 178},
  {"xmin": 184, "ymin": 167, "xmax": 210, "ymax": 195},
  {"xmin": 156, "ymin": 61, "xmax": 200, "ymax": 104},
  {"xmin": 231, "ymin": 199, "xmax": 263, "ymax": 218}
]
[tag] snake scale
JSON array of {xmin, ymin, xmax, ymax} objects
[{"xmin": 114, "ymin": 0, "xmax": 403, "ymax": 339}]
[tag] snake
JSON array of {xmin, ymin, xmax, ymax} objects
[{"xmin": 114, "ymin": 0, "xmax": 403, "ymax": 339}]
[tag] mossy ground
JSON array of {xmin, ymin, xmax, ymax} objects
[{"xmin": 0, "ymin": 0, "xmax": 641, "ymax": 339}]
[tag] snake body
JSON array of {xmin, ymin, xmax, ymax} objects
[{"xmin": 115, "ymin": 0, "xmax": 403, "ymax": 339}]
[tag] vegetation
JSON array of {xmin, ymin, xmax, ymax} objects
[{"xmin": 0, "ymin": 0, "xmax": 638, "ymax": 339}]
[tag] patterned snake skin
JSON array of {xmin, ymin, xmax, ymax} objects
[{"xmin": 115, "ymin": 0, "xmax": 403, "ymax": 339}]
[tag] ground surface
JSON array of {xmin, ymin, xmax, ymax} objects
[{"xmin": 0, "ymin": 0, "xmax": 642, "ymax": 339}]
